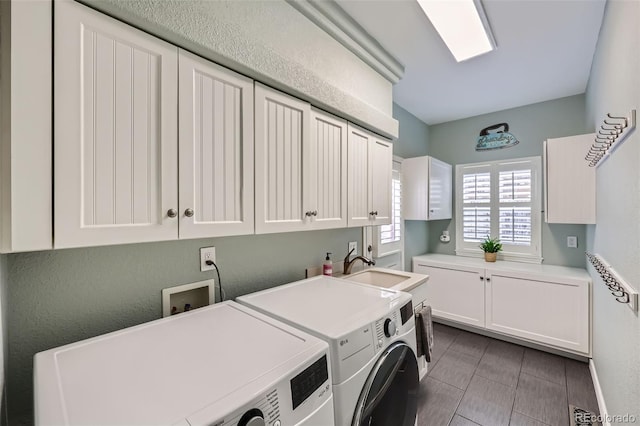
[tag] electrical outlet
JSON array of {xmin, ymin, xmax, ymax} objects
[
  {"xmin": 200, "ymin": 246, "xmax": 216, "ymax": 271},
  {"xmin": 567, "ymin": 236, "xmax": 578, "ymax": 248},
  {"xmin": 349, "ymin": 241, "xmax": 357, "ymax": 255}
]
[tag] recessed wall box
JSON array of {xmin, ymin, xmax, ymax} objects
[{"xmin": 162, "ymin": 279, "xmax": 216, "ymax": 317}]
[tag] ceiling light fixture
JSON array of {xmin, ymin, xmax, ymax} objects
[{"xmin": 417, "ymin": 0, "xmax": 496, "ymax": 62}]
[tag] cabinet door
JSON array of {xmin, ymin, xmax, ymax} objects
[
  {"xmin": 369, "ymin": 138, "xmax": 392, "ymax": 226},
  {"xmin": 54, "ymin": 1, "xmax": 178, "ymax": 248},
  {"xmin": 347, "ymin": 124, "xmax": 372, "ymax": 227},
  {"xmin": 413, "ymin": 263, "xmax": 485, "ymax": 327},
  {"xmin": 402, "ymin": 156, "xmax": 429, "ymax": 220},
  {"xmin": 485, "ymin": 271, "xmax": 590, "ymax": 354},
  {"xmin": 544, "ymin": 134, "xmax": 596, "ymax": 224},
  {"xmin": 255, "ymin": 83, "xmax": 310, "ymax": 234},
  {"xmin": 308, "ymin": 109, "xmax": 348, "ymax": 229},
  {"xmin": 428, "ymin": 157, "xmax": 452, "ymax": 220},
  {"xmin": 178, "ymin": 50, "xmax": 254, "ymax": 238}
]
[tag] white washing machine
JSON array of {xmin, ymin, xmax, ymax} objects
[
  {"xmin": 237, "ymin": 276, "xmax": 419, "ymax": 426},
  {"xmin": 34, "ymin": 301, "xmax": 334, "ymax": 426}
]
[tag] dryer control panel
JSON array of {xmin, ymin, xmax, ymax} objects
[{"xmin": 185, "ymin": 353, "xmax": 333, "ymax": 426}]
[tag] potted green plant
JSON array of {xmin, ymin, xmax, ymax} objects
[{"xmin": 479, "ymin": 236, "xmax": 502, "ymax": 262}]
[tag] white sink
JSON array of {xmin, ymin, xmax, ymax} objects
[
  {"xmin": 342, "ymin": 267, "xmax": 429, "ymax": 292},
  {"xmin": 344, "ymin": 269, "xmax": 412, "ymax": 288}
]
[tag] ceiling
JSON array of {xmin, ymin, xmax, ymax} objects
[{"xmin": 336, "ymin": 0, "xmax": 606, "ymax": 125}]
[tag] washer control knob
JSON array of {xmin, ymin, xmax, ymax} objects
[
  {"xmin": 238, "ymin": 409, "xmax": 265, "ymax": 426},
  {"xmin": 384, "ymin": 318, "xmax": 396, "ymax": 338},
  {"xmin": 378, "ymin": 339, "xmax": 383, "ymax": 348}
]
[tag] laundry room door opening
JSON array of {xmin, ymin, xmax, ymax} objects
[{"xmin": 352, "ymin": 341, "xmax": 419, "ymax": 426}]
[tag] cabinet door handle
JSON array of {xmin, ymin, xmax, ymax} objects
[
  {"xmin": 486, "ymin": 277, "xmax": 491, "ymax": 282},
  {"xmin": 184, "ymin": 208, "xmax": 194, "ymax": 218},
  {"xmin": 167, "ymin": 209, "xmax": 178, "ymax": 218},
  {"xmin": 305, "ymin": 211, "xmax": 312, "ymax": 217},
  {"xmin": 479, "ymin": 276, "xmax": 484, "ymax": 281},
  {"xmin": 312, "ymin": 210, "xmax": 318, "ymax": 216}
]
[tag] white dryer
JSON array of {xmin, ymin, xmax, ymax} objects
[
  {"xmin": 237, "ymin": 276, "xmax": 419, "ymax": 426},
  {"xmin": 34, "ymin": 301, "xmax": 334, "ymax": 426}
]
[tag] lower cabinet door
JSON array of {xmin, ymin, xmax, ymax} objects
[
  {"xmin": 485, "ymin": 272, "xmax": 590, "ymax": 354},
  {"xmin": 414, "ymin": 264, "xmax": 485, "ymax": 328}
]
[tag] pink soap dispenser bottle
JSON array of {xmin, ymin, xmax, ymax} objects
[{"xmin": 323, "ymin": 252, "xmax": 333, "ymax": 276}]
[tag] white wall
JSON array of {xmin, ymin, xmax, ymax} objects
[{"xmin": 585, "ymin": 0, "xmax": 640, "ymax": 418}]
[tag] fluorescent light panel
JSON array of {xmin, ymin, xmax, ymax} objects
[{"xmin": 417, "ymin": 0, "xmax": 496, "ymax": 62}]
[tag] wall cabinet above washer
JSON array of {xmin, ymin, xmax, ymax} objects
[
  {"xmin": 402, "ymin": 156, "xmax": 452, "ymax": 221},
  {"xmin": 0, "ymin": 0, "xmax": 52, "ymax": 253},
  {"xmin": 254, "ymin": 84, "xmax": 349, "ymax": 234},
  {"xmin": 347, "ymin": 124, "xmax": 392, "ymax": 227},
  {"xmin": 54, "ymin": 1, "xmax": 254, "ymax": 248}
]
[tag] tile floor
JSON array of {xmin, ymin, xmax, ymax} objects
[{"xmin": 417, "ymin": 323, "xmax": 600, "ymax": 426}]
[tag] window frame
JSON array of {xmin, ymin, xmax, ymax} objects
[{"xmin": 455, "ymin": 156, "xmax": 543, "ymax": 263}]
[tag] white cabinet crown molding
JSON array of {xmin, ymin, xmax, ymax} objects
[{"xmin": 285, "ymin": 0, "xmax": 404, "ymax": 83}]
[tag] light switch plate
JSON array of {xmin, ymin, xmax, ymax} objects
[{"xmin": 567, "ymin": 236, "xmax": 578, "ymax": 248}]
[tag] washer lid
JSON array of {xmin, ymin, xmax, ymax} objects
[
  {"xmin": 35, "ymin": 301, "xmax": 326, "ymax": 426},
  {"xmin": 237, "ymin": 276, "xmax": 411, "ymax": 338}
]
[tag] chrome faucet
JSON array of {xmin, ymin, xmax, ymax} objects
[{"xmin": 343, "ymin": 248, "xmax": 375, "ymax": 275}]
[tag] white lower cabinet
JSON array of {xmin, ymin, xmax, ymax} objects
[
  {"xmin": 413, "ymin": 254, "xmax": 591, "ymax": 356},
  {"xmin": 412, "ymin": 263, "xmax": 485, "ymax": 328},
  {"xmin": 485, "ymin": 270, "xmax": 590, "ymax": 354}
]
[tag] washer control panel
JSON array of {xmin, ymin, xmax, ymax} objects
[
  {"xmin": 374, "ymin": 301, "xmax": 415, "ymax": 352},
  {"xmin": 375, "ymin": 310, "xmax": 399, "ymax": 349}
]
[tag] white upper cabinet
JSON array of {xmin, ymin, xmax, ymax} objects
[
  {"xmin": 307, "ymin": 108, "xmax": 348, "ymax": 229},
  {"xmin": 0, "ymin": 0, "xmax": 52, "ymax": 253},
  {"xmin": 403, "ymin": 156, "xmax": 452, "ymax": 221},
  {"xmin": 347, "ymin": 124, "xmax": 392, "ymax": 227},
  {"xmin": 178, "ymin": 50, "xmax": 254, "ymax": 238},
  {"xmin": 255, "ymin": 85, "xmax": 348, "ymax": 233},
  {"xmin": 54, "ymin": 0, "xmax": 178, "ymax": 248},
  {"xmin": 254, "ymin": 83, "xmax": 310, "ymax": 234},
  {"xmin": 544, "ymin": 133, "xmax": 596, "ymax": 224}
]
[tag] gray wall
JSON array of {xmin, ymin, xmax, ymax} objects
[
  {"xmin": 426, "ymin": 94, "xmax": 589, "ymax": 268},
  {"xmin": 392, "ymin": 103, "xmax": 430, "ymax": 271},
  {"xmin": 6, "ymin": 228, "xmax": 361, "ymax": 425},
  {"xmin": 585, "ymin": 0, "xmax": 640, "ymax": 418}
]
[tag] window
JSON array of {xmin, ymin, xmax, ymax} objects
[
  {"xmin": 455, "ymin": 157, "xmax": 542, "ymax": 263},
  {"xmin": 380, "ymin": 170, "xmax": 402, "ymax": 245},
  {"xmin": 372, "ymin": 158, "xmax": 403, "ymax": 261}
]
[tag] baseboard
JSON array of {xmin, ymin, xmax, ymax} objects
[{"xmin": 589, "ymin": 359, "xmax": 610, "ymax": 426}]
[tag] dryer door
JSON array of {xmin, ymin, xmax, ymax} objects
[{"xmin": 352, "ymin": 341, "xmax": 419, "ymax": 426}]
